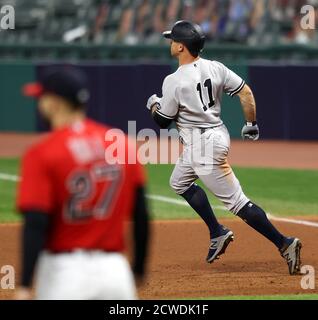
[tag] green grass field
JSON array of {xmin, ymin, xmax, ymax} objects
[
  {"xmin": 146, "ymin": 164, "xmax": 318, "ymax": 220},
  {"xmin": 1, "ymin": 158, "xmax": 318, "ymax": 222},
  {"xmin": 0, "ymin": 158, "xmax": 317, "ymax": 301}
]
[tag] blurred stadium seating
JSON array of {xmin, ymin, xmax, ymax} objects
[
  {"xmin": 0, "ymin": 0, "xmax": 317, "ymax": 61},
  {"xmin": 1, "ymin": 1, "xmax": 318, "ymax": 139}
]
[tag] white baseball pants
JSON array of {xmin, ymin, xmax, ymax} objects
[{"xmin": 35, "ymin": 250, "xmax": 137, "ymax": 300}]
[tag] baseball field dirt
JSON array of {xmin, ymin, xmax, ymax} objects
[
  {"xmin": 0, "ymin": 219, "xmax": 318, "ymax": 299},
  {"xmin": 0, "ymin": 134, "xmax": 317, "ymax": 299}
]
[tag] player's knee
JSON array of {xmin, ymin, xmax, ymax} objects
[
  {"xmin": 229, "ymin": 193, "xmax": 250, "ymax": 215},
  {"xmin": 169, "ymin": 175, "xmax": 187, "ymax": 195},
  {"xmin": 169, "ymin": 175, "xmax": 179, "ymax": 193},
  {"xmin": 216, "ymin": 189, "xmax": 249, "ymax": 215}
]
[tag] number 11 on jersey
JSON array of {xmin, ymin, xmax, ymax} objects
[{"xmin": 196, "ymin": 78, "xmax": 215, "ymax": 111}]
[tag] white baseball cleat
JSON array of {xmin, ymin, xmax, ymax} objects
[
  {"xmin": 206, "ymin": 227, "xmax": 234, "ymax": 264},
  {"xmin": 280, "ymin": 237, "xmax": 302, "ymax": 275}
]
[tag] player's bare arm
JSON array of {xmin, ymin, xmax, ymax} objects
[
  {"xmin": 237, "ymin": 84, "xmax": 260, "ymax": 141},
  {"xmin": 237, "ymin": 84, "xmax": 256, "ymax": 122}
]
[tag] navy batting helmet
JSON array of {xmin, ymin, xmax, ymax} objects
[{"xmin": 163, "ymin": 20, "xmax": 206, "ymax": 57}]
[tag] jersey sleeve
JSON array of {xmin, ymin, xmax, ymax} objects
[
  {"xmin": 17, "ymin": 148, "xmax": 54, "ymax": 214},
  {"xmin": 156, "ymin": 75, "xmax": 179, "ymax": 119},
  {"xmin": 217, "ymin": 62, "xmax": 245, "ymax": 97}
]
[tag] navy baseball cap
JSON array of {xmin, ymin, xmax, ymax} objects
[{"xmin": 23, "ymin": 67, "xmax": 90, "ymax": 105}]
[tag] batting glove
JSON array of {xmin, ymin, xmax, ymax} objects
[
  {"xmin": 146, "ymin": 94, "xmax": 161, "ymax": 111},
  {"xmin": 241, "ymin": 121, "xmax": 259, "ymax": 141}
]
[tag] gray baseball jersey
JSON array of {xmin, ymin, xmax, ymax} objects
[{"xmin": 157, "ymin": 58, "xmax": 245, "ymax": 141}]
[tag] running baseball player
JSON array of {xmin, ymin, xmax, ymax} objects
[
  {"xmin": 146, "ymin": 20, "xmax": 302, "ymax": 275},
  {"xmin": 16, "ymin": 67, "xmax": 150, "ymax": 299}
]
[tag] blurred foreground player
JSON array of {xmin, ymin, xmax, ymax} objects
[{"xmin": 16, "ymin": 67, "xmax": 150, "ymax": 299}]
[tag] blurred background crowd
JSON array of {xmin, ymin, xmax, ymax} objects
[{"xmin": 2, "ymin": 0, "xmax": 318, "ymax": 46}]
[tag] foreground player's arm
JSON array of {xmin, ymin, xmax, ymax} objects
[
  {"xmin": 16, "ymin": 149, "xmax": 53, "ymax": 299},
  {"xmin": 21, "ymin": 212, "xmax": 49, "ymax": 287},
  {"xmin": 132, "ymin": 186, "xmax": 150, "ymax": 284},
  {"xmin": 14, "ymin": 211, "xmax": 49, "ymax": 299}
]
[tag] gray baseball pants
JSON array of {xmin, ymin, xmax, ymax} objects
[{"xmin": 170, "ymin": 125, "xmax": 249, "ymax": 214}]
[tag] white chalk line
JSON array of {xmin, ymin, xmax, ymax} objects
[
  {"xmin": 267, "ymin": 214, "xmax": 318, "ymax": 228},
  {"xmin": 1, "ymin": 172, "xmax": 318, "ymax": 228},
  {"xmin": 146, "ymin": 194, "xmax": 226, "ymax": 211},
  {"xmin": 0, "ymin": 173, "xmax": 20, "ymax": 182},
  {"xmin": 147, "ymin": 195, "xmax": 318, "ymax": 227}
]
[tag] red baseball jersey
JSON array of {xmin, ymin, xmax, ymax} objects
[{"xmin": 17, "ymin": 119, "xmax": 145, "ymax": 253}]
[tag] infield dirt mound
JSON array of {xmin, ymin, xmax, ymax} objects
[{"xmin": 0, "ymin": 219, "xmax": 317, "ymax": 299}]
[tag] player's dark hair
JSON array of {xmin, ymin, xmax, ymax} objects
[
  {"xmin": 188, "ymin": 48, "xmax": 200, "ymax": 58},
  {"xmin": 182, "ymin": 38, "xmax": 203, "ymax": 58}
]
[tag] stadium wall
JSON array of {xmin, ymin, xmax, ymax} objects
[
  {"xmin": 248, "ymin": 63, "xmax": 318, "ymax": 140},
  {"xmin": 0, "ymin": 63, "xmax": 37, "ymax": 132},
  {"xmin": 0, "ymin": 62, "xmax": 316, "ymax": 140}
]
